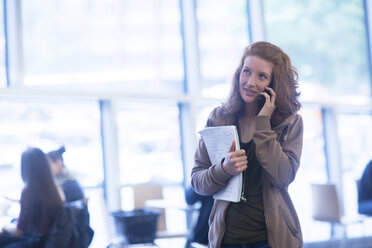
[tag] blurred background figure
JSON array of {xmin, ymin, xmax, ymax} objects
[
  {"xmin": 0, "ymin": 147, "xmax": 64, "ymax": 247},
  {"xmin": 47, "ymin": 146, "xmax": 85, "ymax": 203},
  {"xmin": 358, "ymin": 160, "xmax": 372, "ymax": 216},
  {"xmin": 46, "ymin": 145, "xmax": 94, "ymax": 245},
  {"xmin": 185, "ymin": 186, "xmax": 214, "ymax": 246}
]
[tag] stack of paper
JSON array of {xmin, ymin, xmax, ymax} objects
[{"xmin": 198, "ymin": 125, "xmax": 242, "ymax": 202}]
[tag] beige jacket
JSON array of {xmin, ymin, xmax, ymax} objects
[{"xmin": 191, "ymin": 106, "xmax": 303, "ymax": 248}]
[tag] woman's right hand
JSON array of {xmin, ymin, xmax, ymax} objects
[{"xmin": 222, "ymin": 141, "xmax": 247, "ymax": 176}]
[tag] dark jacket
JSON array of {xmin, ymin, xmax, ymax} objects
[
  {"xmin": 359, "ymin": 160, "xmax": 372, "ymax": 202},
  {"xmin": 43, "ymin": 202, "xmax": 94, "ymax": 248},
  {"xmin": 358, "ymin": 160, "xmax": 372, "ymax": 215},
  {"xmin": 185, "ymin": 187, "xmax": 214, "ymax": 245},
  {"xmin": 1, "ymin": 202, "xmax": 93, "ymax": 248},
  {"xmin": 56, "ymin": 168, "xmax": 85, "ymax": 203}
]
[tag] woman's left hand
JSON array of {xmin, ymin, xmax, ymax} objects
[{"xmin": 258, "ymin": 86, "xmax": 276, "ymax": 117}]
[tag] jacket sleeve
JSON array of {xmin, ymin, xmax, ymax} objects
[
  {"xmin": 253, "ymin": 114, "xmax": 303, "ymax": 188},
  {"xmin": 190, "ymin": 118, "xmax": 233, "ymax": 196}
]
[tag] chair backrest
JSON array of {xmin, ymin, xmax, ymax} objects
[
  {"xmin": 132, "ymin": 183, "xmax": 163, "ymax": 207},
  {"xmin": 311, "ymin": 183, "xmax": 341, "ymax": 223},
  {"xmin": 132, "ymin": 183, "xmax": 166, "ymax": 231}
]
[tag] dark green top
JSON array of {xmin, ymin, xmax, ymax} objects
[{"xmin": 222, "ymin": 140, "xmax": 267, "ymax": 244}]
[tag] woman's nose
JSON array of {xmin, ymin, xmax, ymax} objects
[{"xmin": 245, "ymin": 75, "xmax": 257, "ymax": 86}]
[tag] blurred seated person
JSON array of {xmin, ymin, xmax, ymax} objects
[
  {"xmin": 47, "ymin": 145, "xmax": 94, "ymax": 243},
  {"xmin": 47, "ymin": 146, "xmax": 85, "ymax": 203},
  {"xmin": 358, "ymin": 160, "xmax": 372, "ymax": 215},
  {"xmin": 185, "ymin": 186, "xmax": 214, "ymax": 246},
  {"xmin": 0, "ymin": 147, "xmax": 64, "ymax": 247}
]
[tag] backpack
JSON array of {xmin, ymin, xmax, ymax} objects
[{"xmin": 43, "ymin": 202, "xmax": 94, "ymax": 248}]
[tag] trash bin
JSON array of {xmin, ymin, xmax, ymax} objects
[{"xmin": 112, "ymin": 208, "xmax": 160, "ymax": 244}]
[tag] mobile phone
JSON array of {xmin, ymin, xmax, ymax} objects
[{"xmin": 258, "ymin": 89, "xmax": 272, "ymax": 110}]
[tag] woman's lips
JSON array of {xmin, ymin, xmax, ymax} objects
[{"xmin": 243, "ymin": 89, "xmax": 257, "ymax": 96}]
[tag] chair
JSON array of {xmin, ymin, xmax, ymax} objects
[
  {"xmin": 108, "ymin": 184, "xmax": 166, "ymax": 247},
  {"xmin": 311, "ymin": 183, "xmax": 363, "ymax": 239},
  {"xmin": 132, "ymin": 183, "xmax": 167, "ymax": 232},
  {"xmin": 132, "ymin": 183, "xmax": 189, "ymax": 241}
]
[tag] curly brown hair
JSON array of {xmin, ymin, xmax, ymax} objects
[{"xmin": 222, "ymin": 41, "xmax": 301, "ymax": 126}]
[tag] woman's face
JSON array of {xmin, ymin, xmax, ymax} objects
[{"xmin": 239, "ymin": 56, "xmax": 273, "ymax": 103}]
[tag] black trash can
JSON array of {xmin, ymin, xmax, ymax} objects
[{"xmin": 112, "ymin": 208, "xmax": 160, "ymax": 244}]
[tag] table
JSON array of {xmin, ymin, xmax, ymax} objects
[{"xmin": 144, "ymin": 199, "xmax": 201, "ymax": 248}]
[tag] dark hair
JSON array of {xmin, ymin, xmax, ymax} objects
[
  {"xmin": 46, "ymin": 146, "xmax": 66, "ymax": 162},
  {"xmin": 223, "ymin": 41, "xmax": 301, "ymax": 126},
  {"xmin": 19, "ymin": 147, "xmax": 63, "ymax": 235}
]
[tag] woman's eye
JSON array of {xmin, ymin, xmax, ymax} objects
[{"xmin": 259, "ymin": 74, "xmax": 268, "ymax": 80}]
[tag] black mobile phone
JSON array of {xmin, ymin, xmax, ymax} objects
[{"xmin": 258, "ymin": 89, "xmax": 272, "ymax": 110}]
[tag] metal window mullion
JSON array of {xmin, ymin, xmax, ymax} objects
[
  {"xmin": 4, "ymin": 0, "xmax": 24, "ymax": 88},
  {"xmin": 247, "ymin": 0, "xmax": 265, "ymax": 42},
  {"xmin": 99, "ymin": 99, "xmax": 122, "ymax": 241},
  {"xmin": 321, "ymin": 107, "xmax": 344, "ymax": 212},
  {"xmin": 364, "ymin": 0, "xmax": 372, "ymax": 99},
  {"xmin": 180, "ymin": 0, "xmax": 200, "ymax": 95},
  {"xmin": 100, "ymin": 99, "xmax": 121, "ymax": 212},
  {"xmin": 179, "ymin": 0, "xmax": 199, "ymax": 187},
  {"xmin": 178, "ymin": 101, "xmax": 197, "ymax": 188}
]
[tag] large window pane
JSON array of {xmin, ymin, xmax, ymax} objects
[
  {"xmin": 117, "ymin": 101, "xmax": 183, "ymax": 185},
  {"xmin": 264, "ymin": 0, "xmax": 370, "ymax": 100},
  {"xmin": 196, "ymin": 0, "xmax": 249, "ymax": 98},
  {"xmin": 338, "ymin": 113, "xmax": 372, "ymax": 237},
  {"xmin": 21, "ymin": 0, "xmax": 184, "ymax": 94},
  {"xmin": 0, "ymin": 1, "xmax": 6, "ymax": 87},
  {"xmin": 0, "ymin": 97, "xmax": 103, "ymax": 194},
  {"xmin": 195, "ymin": 101, "xmax": 220, "ymax": 132},
  {"xmin": 289, "ymin": 106, "xmax": 328, "ymax": 241}
]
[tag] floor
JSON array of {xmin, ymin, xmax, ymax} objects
[{"xmin": 85, "ymin": 187, "xmax": 372, "ymax": 248}]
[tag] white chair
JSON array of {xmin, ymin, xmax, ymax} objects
[{"xmin": 311, "ymin": 183, "xmax": 364, "ymax": 239}]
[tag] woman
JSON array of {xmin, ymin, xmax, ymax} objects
[
  {"xmin": 47, "ymin": 146, "xmax": 85, "ymax": 203},
  {"xmin": 0, "ymin": 147, "xmax": 64, "ymax": 247},
  {"xmin": 191, "ymin": 41, "xmax": 303, "ymax": 248}
]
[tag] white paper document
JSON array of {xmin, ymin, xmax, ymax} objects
[{"xmin": 198, "ymin": 125, "xmax": 242, "ymax": 202}]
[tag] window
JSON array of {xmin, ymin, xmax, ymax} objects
[
  {"xmin": 0, "ymin": 97, "xmax": 103, "ymax": 194},
  {"xmin": 195, "ymin": 101, "xmax": 220, "ymax": 132},
  {"xmin": 338, "ymin": 113, "xmax": 372, "ymax": 225},
  {"xmin": 21, "ymin": 0, "xmax": 184, "ymax": 94},
  {"xmin": 264, "ymin": 0, "xmax": 371, "ymax": 240},
  {"xmin": 196, "ymin": 0, "xmax": 249, "ymax": 98},
  {"xmin": 289, "ymin": 106, "xmax": 328, "ymax": 241},
  {"xmin": 117, "ymin": 101, "xmax": 183, "ymax": 185},
  {"xmin": 0, "ymin": 1, "xmax": 6, "ymax": 87},
  {"xmin": 264, "ymin": 0, "xmax": 370, "ymax": 100}
]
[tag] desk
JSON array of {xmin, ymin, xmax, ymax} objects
[
  {"xmin": 145, "ymin": 199, "xmax": 200, "ymax": 212},
  {"xmin": 145, "ymin": 199, "xmax": 201, "ymax": 229},
  {"xmin": 144, "ymin": 199, "xmax": 201, "ymax": 247}
]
